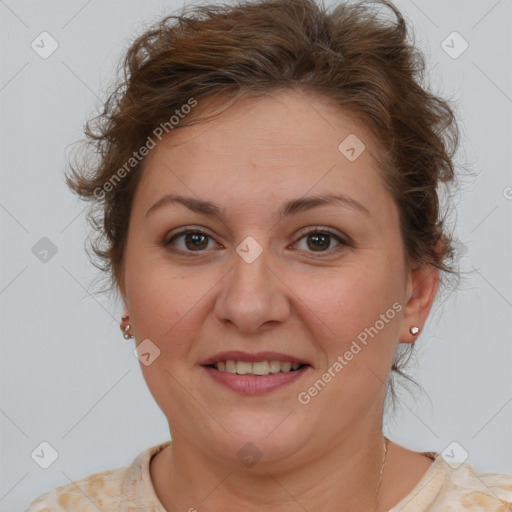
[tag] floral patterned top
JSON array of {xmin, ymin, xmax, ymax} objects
[{"xmin": 25, "ymin": 440, "xmax": 512, "ymax": 511}]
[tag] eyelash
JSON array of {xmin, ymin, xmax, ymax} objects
[{"xmin": 163, "ymin": 226, "xmax": 349, "ymax": 257}]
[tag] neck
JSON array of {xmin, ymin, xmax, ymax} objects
[{"xmin": 151, "ymin": 425, "xmax": 389, "ymax": 512}]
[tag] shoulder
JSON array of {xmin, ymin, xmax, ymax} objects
[
  {"xmin": 441, "ymin": 462, "xmax": 512, "ymax": 509},
  {"xmin": 23, "ymin": 467, "xmax": 125, "ymax": 512},
  {"xmin": 24, "ymin": 441, "xmax": 171, "ymax": 512},
  {"xmin": 393, "ymin": 452, "xmax": 512, "ymax": 511}
]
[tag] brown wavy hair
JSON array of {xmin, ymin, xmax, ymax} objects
[{"xmin": 65, "ymin": 0, "xmax": 461, "ymax": 408}]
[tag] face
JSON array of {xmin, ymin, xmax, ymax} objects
[{"xmin": 121, "ymin": 90, "xmax": 431, "ymax": 468}]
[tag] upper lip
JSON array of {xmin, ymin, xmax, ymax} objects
[{"xmin": 199, "ymin": 351, "xmax": 311, "ymax": 366}]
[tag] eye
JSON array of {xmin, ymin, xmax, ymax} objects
[
  {"xmin": 292, "ymin": 228, "xmax": 348, "ymax": 254},
  {"xmin": 164, "ymin": 229, "xmax": 218, "ymax": 253},
  {"xmin": 164, "ymin": 226, "xmax": 349, "ymax": 256}
]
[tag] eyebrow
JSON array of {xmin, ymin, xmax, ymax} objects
[{"xmin": 145, "ymin": 192, "xmax": 371, "ymax": 220}]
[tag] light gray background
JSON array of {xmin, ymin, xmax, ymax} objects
[{"xmin": 1, "ymin": 0, "xmax": 511, "ymax": 510}]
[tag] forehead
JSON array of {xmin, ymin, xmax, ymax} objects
[
  {"xmin": 149, "ymin": 90, "xmax": 382, "ymax": 169},
  {"xmin": 134, "ymin": 90, "xmax": 394, "ymax": 225}
]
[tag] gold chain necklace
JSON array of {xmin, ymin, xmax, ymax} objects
[{"xmin": 372, "ymin": 436, "xmax": 389, "ymax": 512}]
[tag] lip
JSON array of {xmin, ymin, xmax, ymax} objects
[
  {"xmin": 202, "ymin": 364, "xmax": 311, "ymax": 395},
  {"xmin": 199, "ymin": 350, "xmax": 311, "ymax": 366}
]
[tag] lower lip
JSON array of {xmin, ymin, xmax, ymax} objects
[{"xmin": 202, "ymin": 365, "xmax": 310, "ymax": 395}]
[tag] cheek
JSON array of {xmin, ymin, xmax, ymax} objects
[
  {"xmin": 129, "ymin": 278, "xmax": 203, "ymax": 348},
  {"xmin": 125, "ymin": 260, "xmax": 212, "ymax": 418},
  {"xmin": 297, "ymin": 260, "xmax": 401, "ymax": 334},
  {"xmin": 293, "ymin": 267, "xmax": 402, "ymax": 419},
  {"xmin": 290, "ymin": 260, "xmax": 404, "ymax": 388},
  {"xmin": 124, "ymin": 247, "xmax": 194, "ymax": 344}
]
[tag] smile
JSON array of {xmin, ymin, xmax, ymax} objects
[
  {"xmin": 202, "ymin": 362, "xmax": 311, "ymax": 395},
  {"xmin": 208, "ymin": 360, "xmax": 305, "ymax": 375}
]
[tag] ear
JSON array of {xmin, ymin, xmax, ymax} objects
[
  {"xmin": 116, "ymin": 267, "xmax": 129, "ymax": 317},
  {"xmin": 399, "ymin": 259, "xmax": 440, "ymax": 344},
  {"xmin": 118, "ymin": 286, "xmax": 129, "ymax": 318},
  {"xmin": 118, "ymin": 290, "xmax": 130, "ymax": 319}
]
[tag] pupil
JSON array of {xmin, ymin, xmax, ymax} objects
[
  {"xmin": 308, "ymin": 233, "xmax": 329, "ymax": 251},
  {"xmin": 186, "ymin": 232, "xmax": 208, "ymax": 250}
]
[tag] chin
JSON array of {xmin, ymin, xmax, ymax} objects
[{"xmin": 207, "ymin": 418, "xmax": 310, "ymax": 467}]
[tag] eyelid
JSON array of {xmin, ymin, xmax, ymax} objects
[
  {"xmin": 164, "ymin": 225, "xmax": 219, "ymax": 244},
  {"xmin": 291, "ymin": 226, "xmax": 350, "ymax": 254},
  {"xmin": 294, "ymin": 225, "xmax": 347, "ymax": 241}
]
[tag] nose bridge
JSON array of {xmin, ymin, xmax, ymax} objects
[
  {"xmin": 232, "ymin": 244, "xmax": 270, "ymax": 295},
  {"xmin": 214, "ymin": 238, "xmax": 289, "ymax": 332}
]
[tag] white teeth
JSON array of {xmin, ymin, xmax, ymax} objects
[
  {"xmin": 225, "ymin": 360, "xmax": 237, "ymax": 373},
  {"xmin": 213, "ymin": 360, "xmax": 304, "ymax": 376},
  {"xmin": 269, "ymin": 360, "xmax": 281, "ymax": 373},
  {"xmin": 280, "ymin": 362, "xmax": 292, "ymax": 372},
  {"xmin": 252, "ymin": 361, "xmax": 269, "ymax": 375},
  {"xmin": 235, "ymin": 361, "xmax": 253, "ymax": 374}
]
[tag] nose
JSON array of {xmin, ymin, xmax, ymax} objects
[{"xmin": 214, "ymin": 246, "xmax": 290, "ymax": 333}]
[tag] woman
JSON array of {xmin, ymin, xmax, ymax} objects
[{"xmin": 25, "ymin": 0, "xmax": 512, "ymax": 510}]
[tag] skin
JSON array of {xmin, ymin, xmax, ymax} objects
[{"xmin": 119, "ymin": 90, "xmax": 439, "ymax": 511}]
